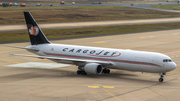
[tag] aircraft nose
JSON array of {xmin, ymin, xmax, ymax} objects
[{"xmin": 171, "ymin": 62, "xmax": 177, "ymax": 70}]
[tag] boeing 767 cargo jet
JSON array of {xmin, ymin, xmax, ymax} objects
[{"xmin": 5, "ymin": 12, "xmax": 177, "ymax": 82}]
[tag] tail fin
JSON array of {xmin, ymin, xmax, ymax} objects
[{"xmin": 24, "ymin": 12, "xmax": 50, "ymax": 45}]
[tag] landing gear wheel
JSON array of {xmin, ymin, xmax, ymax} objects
[
  {"xmin": 107, "ymin": 69, "xmax": 110, "ymax": 73},
  {"xmin": 103, "ymin": 69, "xmax": 110, "ymax": 74},
  {"xmin": 81, "ymin": 71, "xmax": 87, "ymax": 75},
  {"xmin": 77, "ymin": 70, "xmax": 81, "ymax": 75},
  {"xmin": 77, "ymin": 70, "xmax": 87, "ymax": 75},
  {"xmin": 103, "ymin": 69, "xmax": 106, "ymax": 73},
  {"xmin": 159, "ymin": 78, "xmax": 164, "ymax": 82},
  {"xmin": 159, "ymin": 73, "xmax": 165, "ymax": 82}
]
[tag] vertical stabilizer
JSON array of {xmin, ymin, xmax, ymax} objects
[{"xmin": 24, "ymin": 12, "xmax": 50, "ymax": 45}]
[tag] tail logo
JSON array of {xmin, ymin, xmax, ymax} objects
[{"xmin": 29, "ymin": 26, "xmax": 39, "ymax": 36}]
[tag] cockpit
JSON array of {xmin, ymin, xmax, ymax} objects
[{"xmin": 163, "ymin": 59, "xmax": 173, "ymax": 62}]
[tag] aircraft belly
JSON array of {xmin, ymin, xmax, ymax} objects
[{"xmin": 113, "ymin": 62, "xmax": 162, "ymax": 73}]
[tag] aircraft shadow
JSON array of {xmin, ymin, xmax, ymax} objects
[{"xmin": 0, "ymin": 67, "xmax": 163, "ymax": 84}]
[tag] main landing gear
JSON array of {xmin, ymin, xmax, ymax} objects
[
  {"xmin": 103, "ymin": 68, "xmax": 110, "ymax": 74},
  {"xmin": 76, "ymin": 68, "xmax": 110, "ymax": 75},
  {"xmin": 159, "ymin": 73, "xmax": 166, "ymax": 82},
  {"xmin": 77, "ymin": 66, "xmax": 87, "ymax": 75},
  {"xmin": 77, "ymin": 70, "xmax": 87, "ymax": 75}
]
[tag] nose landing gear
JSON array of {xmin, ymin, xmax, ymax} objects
[
  {"xmin": 159, "ymin": 75, "xmax": 164, "ymax": 82},
  {"xmin": 159, "ymin": 73, "xmax": 166, "ymax": 82}
]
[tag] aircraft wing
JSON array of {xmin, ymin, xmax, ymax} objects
[{"xmin": 10, "ymin": 54, "xmax": 112, "ymax": 66}]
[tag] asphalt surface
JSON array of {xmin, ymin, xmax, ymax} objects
[
  {"xmin": 2, "ymin": 17, "xmax": 180, "ymax": 32},
  {"xmin": 1, "ymin": 29, "xmax": 180, "ymax": 101}
]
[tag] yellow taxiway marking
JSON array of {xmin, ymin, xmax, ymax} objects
[
  {"xmin": 92, "ymin": 41, "xmax": 105, "ymax": 43},
  {"xmin": 0, "ymin": 58, "xmax": 21, "ymax": 64},
  {"xmin": 0, "ymin": 49, "xmax": 20, "ymax": 54},
  {"xmin": 103, "ymin": 86, "xmax": 114, "ymax": 88},
  {"xmin": 0, "ymin": 83, "xmax": 180, "ymax": 89},
  {"xmin": 0, "ymin": 50, "xmax": 8, "ymax": 54},
  {"xmin": 88, "ymin": 85, "xmax": 115, "ymax": 88},
  {"xmin": 0, "ymin": 83, "xmax": 88, "ymax": 87},
  {"xmin": 88, "ymin": 86, "xmax": 99, "ymax": 88},
  {"xmin": 148, "ymin": 36, "xmax": 154, "ymax": 38},
  {"xmin": 0, "ymin": 49, "xmax": 21, "ymax": 64},
  {"xmin": 103, "ymin": 88, "xmax": 122, "ymax": 101}
]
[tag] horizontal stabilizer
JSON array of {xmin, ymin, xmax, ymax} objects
[{"xmin": 2, "ymin": 45, "xmax": 39, "ymax": 51}]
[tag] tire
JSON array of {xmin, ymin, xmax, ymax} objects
[
  {"xmin": 81, "ymin": 71, "xmax": 87, "ymax": 75},
  {"xmin": 103, "ymin": 69, "xmax": 110, "ymax": 74},
  {"xmin": 107, "ymin": 69, "xmax": 110, "ymax": 73},
  {"xmin": 77, "ymin": 70, "xmax": 81, "ymax": 75},
  {"xmin": 159, "ymin": 78, "xmax": 163, "ymax": 82},
  {"xmin": 103, "ymin": 69, "xmax": 106, "ymax": 73}
]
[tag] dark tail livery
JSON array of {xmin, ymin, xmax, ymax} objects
[{"xmin": 24, "ymin": 12, "xmax": 50, "ymax": 45}]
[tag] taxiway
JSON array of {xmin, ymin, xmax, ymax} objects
[
  {"xmin": 0, "ymin": 29, "xmax": 180, "ymax": 101},
  {"xmin": 1, "ymin": 17, "xmax": 180, "ymax": 32}
]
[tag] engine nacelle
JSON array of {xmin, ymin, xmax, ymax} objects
[{"xmin": 83, "ymin": 63, "xmax": 103, "ymax": 75}]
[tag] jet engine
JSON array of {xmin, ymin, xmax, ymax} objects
[{"xmin": 83, "ymin": 63, "xmax": 103, "ymax": 75}]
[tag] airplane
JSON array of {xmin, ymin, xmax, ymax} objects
[{"xmin": 4, "ymin": 12, "xmax": 177, "ymax": 82}]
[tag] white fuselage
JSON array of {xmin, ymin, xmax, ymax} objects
[{"xmin": 26, "ymin": 43, "xmax": 177, "ymax": 73}]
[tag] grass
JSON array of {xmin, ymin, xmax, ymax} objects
[
  {"xmin": 150, "ymin": 4, "xmax": 180, "ymax": 10},
  {"xmin": 1, "ymin": 6, "xmax": 180, "ymax": 25},
  {"xmin": 1, "ymin": 22, "xmax": 180, "ymax": 43}
]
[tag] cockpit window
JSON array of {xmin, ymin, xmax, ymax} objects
[{"xmin": 163, "ymin": 59, "xmax": 172, "ymax": 62}]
